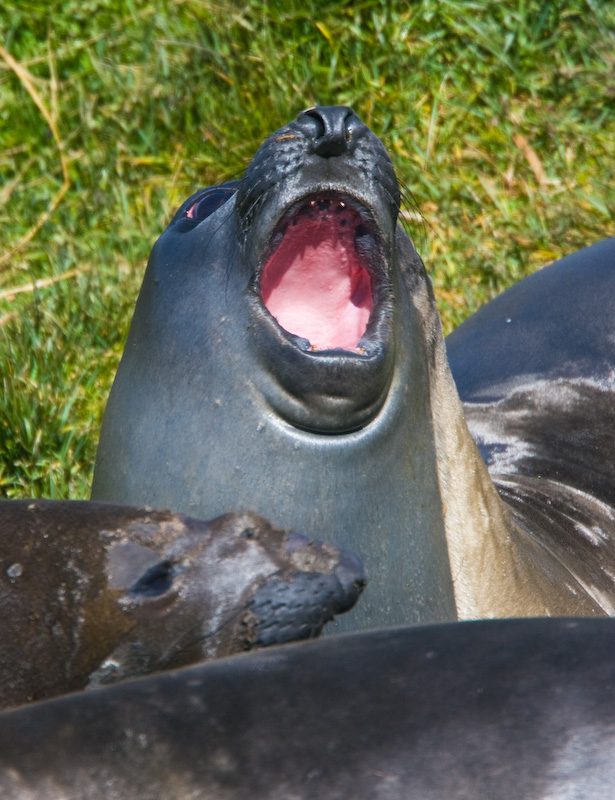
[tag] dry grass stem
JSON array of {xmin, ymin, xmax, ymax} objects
[
  {"xmin": 0, "ymin": 44, "xmax": 71, "ymax": 269},
  {"xmin": 513, "ymin": 134, "xmax": 548, "ymax": 187},
  {"xmin": 0, "ymin": 267, "xmax": 92, "ymax": 301}
]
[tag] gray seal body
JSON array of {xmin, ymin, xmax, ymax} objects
[
  {"xmin": 447, "ymin": 238, "xmax": 615, "ymax": 614},
  {"xmin": 0, "ymin": 499, "xmax": 364, "ymax": 709},
  {"xmin": 2, "ymin": 618, "xmax": 615, "ymax": 799}
]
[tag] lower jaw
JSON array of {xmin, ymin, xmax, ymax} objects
[{"xmin": 258, "ymin": 337, "xmax": 393, "ymax": 433}]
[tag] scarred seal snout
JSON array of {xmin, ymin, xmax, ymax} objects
[
  {"xmin": 246, "ymin": 529, "xmax": 367, "ymax": 646},
  {"xmin": 333, "ymin": 548, "xmax": 368, "ymax": 613}
]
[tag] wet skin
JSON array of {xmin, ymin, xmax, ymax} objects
[
  {"xmin": 0, "ymin": 499, "xmax": 364, "ymax": 709},
  {"xmin": 2, "ymin": 618, "xmax": 615, "ymax": 799}
]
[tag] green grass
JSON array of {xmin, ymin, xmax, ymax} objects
[{"xmin": 1, "ymin": 0, "xmax": 614, "ymax": 498}]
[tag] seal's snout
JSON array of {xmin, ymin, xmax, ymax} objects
[
  {"xmin": 247, "ymin": 532, "xmax": 366, "ymax": 646},
  {"xmin": 241, "ymin": 104, "xmax": 400, "ymax": 366},
  {"xmin": 249, "ymin": 568, "xmax": 365, "ymax": 647},
  {"xmin": 297, "ymin": 105, "xmax": 366, "ymax": 157}
]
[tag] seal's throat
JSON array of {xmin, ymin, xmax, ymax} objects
[{"xmin": 261, "ymin": 195, "xmax": 376, "ymax": 353}]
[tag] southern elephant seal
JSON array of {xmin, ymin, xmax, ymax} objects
[
  {"xmin": 92, "ymin": 106, "xmax": 615, "ymax": 625},
  {"xmin": 0, "ymin": 499, "xmax": 364, "ymax": 709},
  {"xmin": 447, "ymin": 239, "xmax": 615, "ymax": 613},
  {"xmin": 2, "ymin": 618, "xmax": 615, "ymax": 799}
]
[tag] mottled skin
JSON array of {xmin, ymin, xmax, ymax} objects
[
  {"xmin": 447, "ymin": 238, "xmax": 615, "ymax": 614},
  {"xmin": 0, "ymin": 500, "xmax": 364, "ymax": 709},
  {"xmin": 92, "ymin": 107, "xmax": 615, "ymax": 624},
  {"xmin": 2, "ymin": 618, "xmax": 615, "ymax": 799}
]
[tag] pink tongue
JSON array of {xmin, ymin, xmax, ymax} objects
[{"xmin": 261, "ymin": 207, "xmax": 372, "ymax": 351}]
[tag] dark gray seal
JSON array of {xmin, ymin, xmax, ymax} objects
[
  {"xmin": 92, "ymin": 106, "xmax": 458, "ymax": 628},
  {"xmin": 2, "ymin": 618, "xmax": 615, "ymax": 798},
  {"xmin": 446, "ymin": 238, "xmax": 615, "ymax": 616},
  {"xmin": 92, "ymin": 106, "xmax": 615, "ymax": 625},
  {"xmin": 0, "ymin": 499, "xmax": 364, "ymax": 709}
]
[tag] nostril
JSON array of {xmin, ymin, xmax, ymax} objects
[{"xmin": 299, "ymin": 106, "xmax": 326, "ymax": 140}]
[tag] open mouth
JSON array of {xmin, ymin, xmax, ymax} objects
[{"xmin": 260, "ymin": 193, "xmax": 383, "ymax": 353}]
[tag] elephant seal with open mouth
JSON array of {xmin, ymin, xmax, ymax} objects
[
  {"xmin": 92, "ymin": 106, "xmax": 615, "ymax": 625},
  {"xmin": 0, "ymin": 499, "xmax": 364, "ymax": 709}
]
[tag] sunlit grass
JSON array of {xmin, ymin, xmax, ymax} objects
[{"xmin": 1, "ymin": 0, "xmax": 614, "ymax": 497}]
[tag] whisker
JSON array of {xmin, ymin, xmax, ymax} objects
[{"xmin": 397, "ymin": 178, "xmax": 434, "ymax": 260}]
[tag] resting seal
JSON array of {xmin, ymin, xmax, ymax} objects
[
  {"xmin": 0, "ymin": 499, "xmax": 364, "ymax": 709},
  {"xmin": 446, "ymin": 238, "xmax": 615, "ymax": 615},
  {"xmin": 2, "ymin": 618, "xmax": 615, "ymax": 798},
  {"xmin": 92, "ymin": 106, "xmax": 615, "ymax": 625}
]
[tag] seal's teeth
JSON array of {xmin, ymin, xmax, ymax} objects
[{"xmin": 294, "ymin": 336, "xmax": 312, "ymax": 351}]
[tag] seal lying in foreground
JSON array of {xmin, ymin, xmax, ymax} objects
[
  {"xmin": 92, "ymin": 106, "xmax": 615, "ymax": 626},
  {"xmin": 0, "ymin": 500, "xmax": 364, "ymax": 709},
  {"xmin": 2, "ymin": 618, "xmax": 615, "ymax": 799}
]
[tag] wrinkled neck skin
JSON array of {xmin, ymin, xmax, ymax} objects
[{"xmin": 409, "ymin": 237, "xmax": 596, "ymax": 618}]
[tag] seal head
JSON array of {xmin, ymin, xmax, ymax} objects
[
  {"xmin": 0, "ymin": 500, "xmax": 365, "ymax": 708},
  {"xmin": 94, "ymin": 110, "xmax": 615, "ymax": 625}
]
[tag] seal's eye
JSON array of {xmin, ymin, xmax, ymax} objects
[
  {"xmin": 130, "ymin": 560, "xmax": 175, "ymax": 597},
  {"xmin": 186, "ymin": 188, "xmax": 235, "ymax": 221}
]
